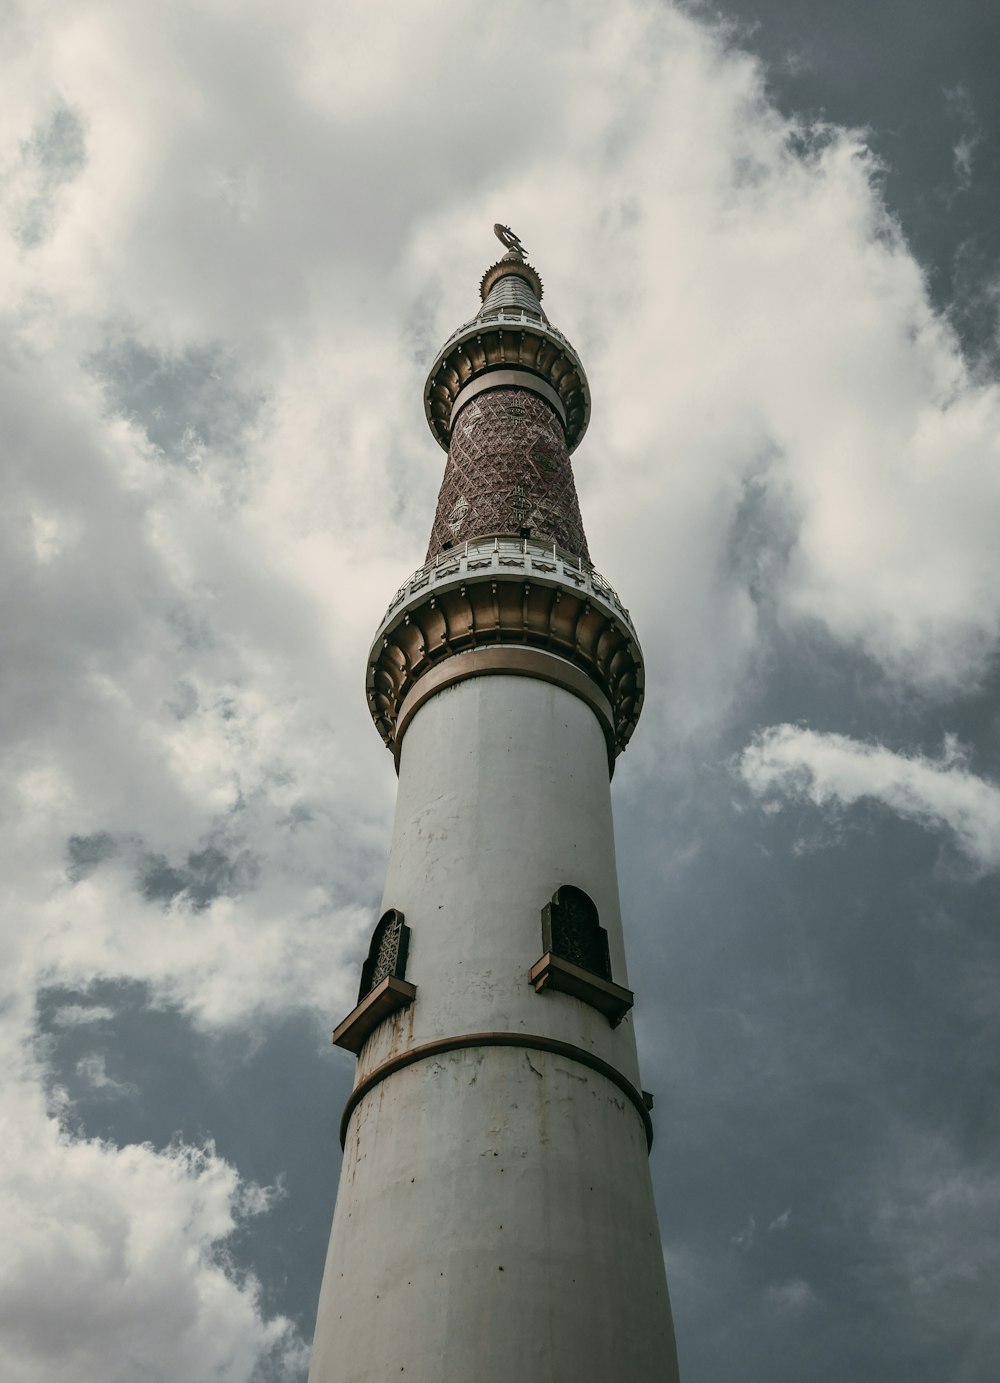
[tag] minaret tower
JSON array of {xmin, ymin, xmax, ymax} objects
[{"xmin": 309, "ymin": 227, "xmax": 681, "ymax": 1382}]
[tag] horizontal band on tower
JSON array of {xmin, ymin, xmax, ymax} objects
[
  {"xmin": 450, "ymin": 369, "xmax": 568, "ymax": 428},
  {"xmin": 393, "ymin": 645, "xmax": 616, "ymax": 772},
  {"xmin": 340, "ymin": 1030, "xmax": 654, "ymax": 1153}
]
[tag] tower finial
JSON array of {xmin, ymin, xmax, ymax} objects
[
  {"xmin": 494, "ymin": 223, "xmax": 527, "ymax": 259},
  {"xmin": 424, "ymin": 224, "xmax": 590, "ymax": 454}
]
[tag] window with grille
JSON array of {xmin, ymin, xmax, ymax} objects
[
  {"xmin": 531, "ymin": 886, "xmax": 633, "ymax": 1027},
  {"xmin": 358, "ymin": 909, "xmax": 410, "ymax": 1001},
  {"xmin": 541, "ymin": 886, "xmax": 611, "ymax": 981}
]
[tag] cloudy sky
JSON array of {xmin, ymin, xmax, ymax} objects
[{"xmin": 3, "ymin": 1, "xmax": 999, "ymax": 1379}]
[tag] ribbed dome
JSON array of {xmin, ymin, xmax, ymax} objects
[
  {"xmin": 479, "ymin": 273, "xmax": 546, "ymax": 321},
  {"xmin": 479, "ymin": 248, "xmax": 544, "ymax": 306}
]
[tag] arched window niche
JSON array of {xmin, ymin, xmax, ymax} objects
[
  {"xmin": 333, "ymin": 909, "xmax": 416, "ymax": 1054},
  {"xmin": 531, "ymin": 886, "xmax": 634, "ymax": 1028},
  {"xmin": 359, "ymin": 908, "xmax": 410, "ymax": 1001},
  {"xmin": 543, "ymin": 886, "xmax": 612, "ymax": 980}
]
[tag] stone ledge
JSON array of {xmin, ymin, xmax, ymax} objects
[
  {"xmin": 529, "ymin": 952, "xmax": 635, "ymax": 1028},
  {"xmin": 332, "ymin": 976, "xmax": 417, "ymax": 1055}
]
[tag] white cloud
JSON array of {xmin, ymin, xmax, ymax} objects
[
  {"xmin": 944, "ymin": 84, "xmax": 980, "ymax": 193},
  {"xmin": 768, "ymin": 1208, "xmax": 792, "ymax": 1232},
  {"xmin": 731, "ymin": 1214, "xmax": 757, "ymax": 1250},
  {"xmin": 52, "ymin": 1004, "xmax": 115, "ymax": 1027},
  {"xmin": 737, "ymin": 726, "xmax": 1000, "ymax": 871},
  {"xmin": 74, "ymin": 1052, "xmax": 136, "ymax": 1097},
  {"xmin": 764, "ymin": 1278, "xmax": 816, "ymax": 1312},
  {"xmin": 0, "ymin": 1053, "xmax": 305, "ymax": 1383},
  {"xmin": 953, "ymin": 134, "xmax": 977, "ymax": 190}
]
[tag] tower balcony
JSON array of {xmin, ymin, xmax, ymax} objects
[
  {"xmin": 366, "ymin": 536, "xmax": 644, "ymax": 769},
  {"xmin": 423, "ymin": 309, "xmax": 591, "ymax": 453}
]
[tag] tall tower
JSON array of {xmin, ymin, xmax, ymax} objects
[{"xmin": 309, "ymin": 227, "xmax": 680, "ymax": 1382}]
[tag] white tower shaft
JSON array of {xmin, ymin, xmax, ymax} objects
[
  {"xmin": 309, "ymin": 674, "xmax": 677, "ymax": 1381},
  {"xmin": 308, "ymin": 233, "xmax": 681, "ymax": 1381}
]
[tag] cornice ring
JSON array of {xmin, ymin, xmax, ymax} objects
[
  {"xmin": 424, "ymin": 319, "xmax": 590, "ymax": 453},
  {"xmin": 366, "ymin": 540, "xmax": 644, "ymax": 766}
]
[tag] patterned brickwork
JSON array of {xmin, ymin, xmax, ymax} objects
[{"xmin": 425, "ymin": 388, "xmax": 590, "ymax": 563}]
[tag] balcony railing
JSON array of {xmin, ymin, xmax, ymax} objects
[{"xmin": 378, "ymin": 535, "xmax": 635, "ymax": 639}]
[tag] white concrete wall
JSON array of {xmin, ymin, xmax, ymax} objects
[
  {"xmin": 359, "ymin": 672, "xmax": 638, "ymax": 1082},
  {"xmin": 309, "ymin": 674, "xmax": 680, "ymax": 1382}
]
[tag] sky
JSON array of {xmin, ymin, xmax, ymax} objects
[{"xmin": 2, "ymin": 1, "xmax": 999, "ymax": 1380}]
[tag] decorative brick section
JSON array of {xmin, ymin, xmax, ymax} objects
[{"xmin": 425, "ymin": 388, "xmax": 590, "ymax": 563}]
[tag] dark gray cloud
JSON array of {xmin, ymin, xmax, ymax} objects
[
  {"xmin": 723, "ymin": 452, "xmax": 798, "ymax": 605},
  {"xmin": 14, "ymin": 105, "xmax": 86, "ymax": 247},
  {"xmin": 66, "ymin": 830, "xmax": 118, "ymax": 883},
  {"xmin": 88, "ymin": 339, "xmax": 261, "ymax": 466},
  {"xmin": 66, "ymin": 832, "xmax": 261, "ymax": 910},
  {"xmin": 139, "ymin": 844, "xmax": 260, "ymax": 910}
]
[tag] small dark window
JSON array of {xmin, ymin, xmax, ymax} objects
[
  {"xmin": 358, "ymin": 909, "xmax": 410, "ymax": 1001},
  {"xmin": 541, "ymin": 887, "xmax": 611, "ymax": 982}
]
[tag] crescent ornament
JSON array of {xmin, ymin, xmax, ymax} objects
[{"xmin": 493, "ymin": 223, "xmax": 528, "ymax": 259}]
